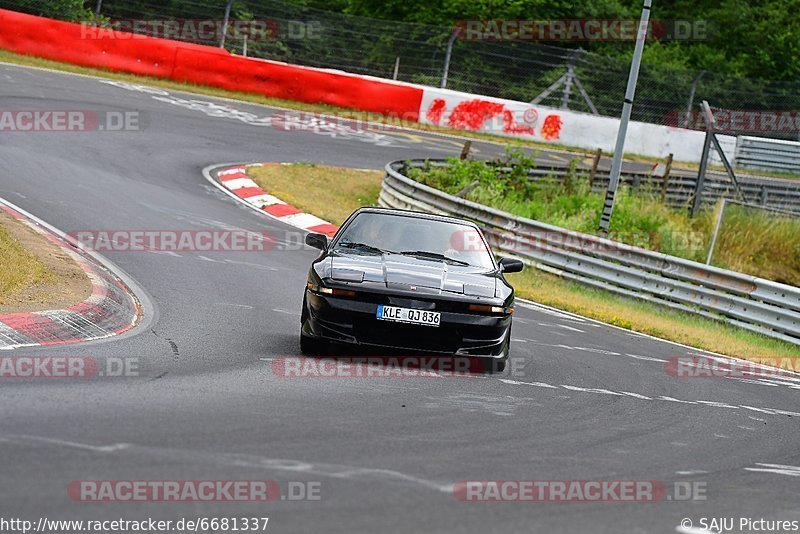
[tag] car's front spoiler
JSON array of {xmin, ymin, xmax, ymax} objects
[{"xmin": 303, "ymin": 290, "xmax": 510, "ymax": 358}]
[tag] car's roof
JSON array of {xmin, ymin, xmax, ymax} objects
[{"xmin": 352, "ymin": 207, "xmax": 479, "ymax": 228}]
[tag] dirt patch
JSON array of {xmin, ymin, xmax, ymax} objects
[{"xmin": 0, "ymin": 210, "xmax": 92, "ymax": 313}]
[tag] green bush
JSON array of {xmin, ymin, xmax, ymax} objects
[
  {"xmin": 408, "ymin": 149, "xmax": 800, "ymax": 286},
  {"xmin": 39, "ymin": 0, "xmax": 93, "ymax": 21}
]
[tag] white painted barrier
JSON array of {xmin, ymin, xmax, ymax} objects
[{"xmin": 417, "ymin": 86, "xmax": 736, "ymax": 164}]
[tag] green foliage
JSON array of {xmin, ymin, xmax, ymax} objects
[
  {"xmin": 20, "ymin": 0, "xmax": 789, "ymax": 122},
  {"xmin": 37, "ymin": 0, "xmax": 93, "ymax": 21},
  {"xmin": 410, "ymin": 153, "xmax": 800, "ymax": 285},
  {"xmin": 325, "ymin": 0, "xmax": 800, "ymax": 81}
]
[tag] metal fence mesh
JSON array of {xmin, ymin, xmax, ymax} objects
[{"xmin": 4, "ymin": 0, "xmax": 800, "ymax": 138}]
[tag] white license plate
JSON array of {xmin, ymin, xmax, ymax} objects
[{"xmin": 376, "ymin": 305, "xmax": 440, "ymax": 327}]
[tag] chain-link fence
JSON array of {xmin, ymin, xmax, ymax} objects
[{"xmin": 5, "ymin": 0, "xmax": 800, "ymax": 139}]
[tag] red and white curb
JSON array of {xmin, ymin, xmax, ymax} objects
[
  {"xmin": 0, "ymin": 200, "xmax": 142, "ymax": 350},
  {"xmin": 207, "ymin": 162, "xmax": 339, "ymax": 237}
]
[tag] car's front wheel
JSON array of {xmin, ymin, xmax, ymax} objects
[
  {"xmin": 300, "ymin": 332, "xmax": 328, "ymax": 355},
  {"xmin": 300, "ymin": 294, "xmax": 328, "ymax": 355},
  {"xmin": 480, "ymin": 357, "xmax": 506, "ymax": 374}
]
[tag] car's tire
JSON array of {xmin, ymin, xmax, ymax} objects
[
  {"xmin": 300, "ymin": 332, "xmax": 327, "ymax": 355},
  {"xmin": 300, "ymin": 293, "xmax": 327, "ymax": 355},
  {"xmin": 480, "ymin": 357, "xmax": 506, "ymax": 374}
]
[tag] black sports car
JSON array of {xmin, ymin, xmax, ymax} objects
[{"xmin": 300, "ymin": 207, "xmax": 523, "ymax": 372}]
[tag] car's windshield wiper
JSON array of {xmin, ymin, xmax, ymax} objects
[
  {"xmin": 398, "ymin": 250, "xmax": 470, "ymax": 266},
  {"xmin": 336, "ymin": 241, "xmax": 391, "ymax": 255}
]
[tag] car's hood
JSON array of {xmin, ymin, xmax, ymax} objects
[{"xmin": 326, "ymin": 252, "xmax": 497, "ymax": 298}]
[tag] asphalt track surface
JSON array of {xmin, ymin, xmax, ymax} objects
[{"xmin": 1, "ymin": 62, "xmax": 799, "ymax": 534}]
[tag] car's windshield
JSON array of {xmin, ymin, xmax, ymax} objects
[{"xmin": 334, "ymin": 212, "xmax": 495, "ymax": 269}]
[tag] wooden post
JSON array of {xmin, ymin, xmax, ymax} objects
[
  {"xmin": 460, "ymin": 140, "xmax": 472, "ymax": 160},
  {"xmin": 588, "ymin": 148, "xmax": 602, "ymax": 190},
  {"xmin": 660, "ymin": 153, "xmax": 673, "ymax": 203}
]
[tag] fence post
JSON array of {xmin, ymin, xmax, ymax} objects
[
  {"xmin": 393, "ymin": 57, "xmax": 400, "ymax": 80},
  {"xmin": 683, "ymin": 70, "xmax": 706, "ymax": 127},
  {"xmin": 441, "ymin": 29, "xmax": 461, "ymax": 88},
  {"xmin": 219, "ymin": 0, "xmax": 234, "ymax": 48},
  {"xmin": 588, "ymin": 148, "xmax": 601, "ymax": 190},
  {"xmin": 691, "ymin": 131, "xmax": 713, "ymax": 217},
  {"xmin": 660, "ymin": 153, "xmax": 673, "ymax": 203},
  {"xmin": 93, "ymin": 0, "xmax": 103, "ymax": 25}
]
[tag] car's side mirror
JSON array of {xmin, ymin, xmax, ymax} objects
[
  {"xmin": 499, "ymin": 257, "xmax": 523, "ymax": 273},
  {"xmin": 305, "ymin": 233, "xmax": 328, "ymax": 250}
]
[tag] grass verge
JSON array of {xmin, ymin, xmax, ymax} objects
[
  {"xmin": 247, "ymin": 162, "xmax": 799, "ymax": 361},
  {"xmin": 249, "ymin": 163, "xmax": 383, "ymax": 226},
  {"xmin": 0, "ymin": 209, "xmax": 93, "ymax": 313},
  {"xmin": 0, "ymin": 215, "xmax": 56, "ymax": 302}
]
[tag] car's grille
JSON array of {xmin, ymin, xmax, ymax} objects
[{"xmin": 354, "ymin": 321, "xmax": 462, "ymax": 353}]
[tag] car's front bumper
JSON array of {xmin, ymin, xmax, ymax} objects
[{"xmin": 302, "ymin": 289, "xmax": 511, "ymax": 358}]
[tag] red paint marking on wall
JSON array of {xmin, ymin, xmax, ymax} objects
[
  {"xmin": 429, "ymin": 98, "xmax": 535, "ymax": 135},
  {"xmin": 541, "ymin": 114, "xmax": 563, "ymax": 140},
  {"xmin": 448, "ymin": 100, "xmax": 505, "ymax": 130},
  {"xmin": 426, "ymin": 99, "xmax": 447, "ymax": 125},
  {"xmin": 501, "ymin": 110, "xmax": 534, "ymax": 135}
]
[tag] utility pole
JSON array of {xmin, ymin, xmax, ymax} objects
[{"xmin": 598, "ymin": 0, "xmax": 652, "ymax": 234}]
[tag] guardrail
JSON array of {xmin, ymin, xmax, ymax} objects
[
  {"xmin": 735, "ymin": 136, "xmax": 800, "ymax": 175},
  {"xmin": 519, "ymin": 158, "xmax": 800, "ymax": 214},
  {"xmin": 379, "ymin": 159, "xmax": 800, "ymax": 345}
]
